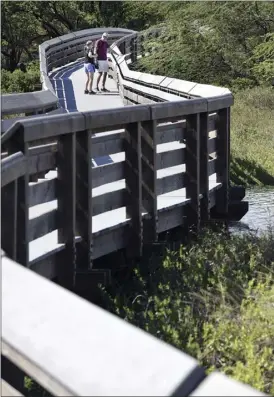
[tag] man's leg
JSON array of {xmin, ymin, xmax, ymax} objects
[
  {"xmin": 102, "ymin": 72, "xmax": 108, "ymax": 89},
  {"xmin": 96, "ymin": 71, "xmax": 102, "ymax": 90}
]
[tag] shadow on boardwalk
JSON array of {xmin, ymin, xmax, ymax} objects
[
  {"xmin": 50, "ymin": 62, "xmax": 83, "ymax": 113},
  {"xmin": 50, "ymin": 62, "xmax": 115, "ymax": 167}
]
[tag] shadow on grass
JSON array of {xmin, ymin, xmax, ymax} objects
[{"xmin": 230, "ymin": 155, "xmax": 274, "ymax": 186}]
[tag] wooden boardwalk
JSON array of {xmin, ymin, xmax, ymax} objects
[{"xmin": 22, "ymin": 60, "xmax": 215, "ymax": 264}]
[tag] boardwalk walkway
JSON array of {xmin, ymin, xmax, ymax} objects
[{"xmin": 27, "ymin": 58, "xmax": 219, "ymax": 263}]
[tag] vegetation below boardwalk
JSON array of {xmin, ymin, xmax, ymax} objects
[{"xmin": 99, "ymin": 227, "xmax": 274, "ymax": 395}]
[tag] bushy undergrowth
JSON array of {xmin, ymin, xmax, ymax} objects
[
  {"xmin": 1, "ymin": 61, "xmax": 40, "ymax": 94},
  {"xmin": 99, "ymin": 227, "xmax": 274, "ymax": 394},
  {"xmin": 230, "ymin": 86, "xmax": 274, "ymax": 186}
]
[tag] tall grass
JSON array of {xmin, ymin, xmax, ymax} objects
[
  {"xmin": 230, "ymin": 86, "xmax": 274, "ymax": 186},
  {"xmin": 100, "ymin": 227, "xmax": 274, "ymax": 394}
]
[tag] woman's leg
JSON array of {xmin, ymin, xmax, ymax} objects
[
  {"xmin": 85, "ymin": 68, "xmax": 89, "ymax": 93},
  {"xmin": 88, "ymin": 71, "xmax": 94, "ymax": 92}
]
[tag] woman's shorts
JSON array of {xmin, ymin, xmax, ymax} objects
[
  {"xmin": 84, "ymin": 63, "xmax": 95, "ymax": 73},
  {"xmin": 98, "ymin": 60, "xmax": 109, "ymax": 73}
]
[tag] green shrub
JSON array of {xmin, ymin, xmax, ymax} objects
[
  {"xmin": 193, "ymin": 280, "xmax": 274, "ymax": 394},
  {"xmin": 1, "ymin": 62, "xmax": 40, "ymax": 94},
  {"xmin": 100, "ymin": 227, "xmax": 274, "ymax": 394}
]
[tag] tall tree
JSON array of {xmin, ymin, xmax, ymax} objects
[{"xmin": 1, "ymin": 1, "xmax": 41, "ymax": 70}]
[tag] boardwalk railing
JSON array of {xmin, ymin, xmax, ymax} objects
[
  {"xmin": 2, "ymin": 250, "xmax": 265, "ymax": 396},
  {"xmin": 2, "ymin": 97, "xmax": 230, "ymax": 282},
  {"xmin": 1, "ymin": 28, "xmax": 135, "ymax": 122},
  {"xmin": 1, "ymin": 28, "xmax": 255, "ymax": 396}
]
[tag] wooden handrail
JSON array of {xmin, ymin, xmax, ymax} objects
[{"xmin": 2, "ymin": 251, "xmax": 265, "ymax": 396}]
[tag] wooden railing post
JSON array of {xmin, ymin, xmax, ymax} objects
[
  {"xmin": 57, "ymin": 132, "xmax": 76, "ymax": 289},
  {"xmin": 1, "ymin": 181, "xmax": 18, "ymax": 260},
  {"xmin": 75, "ymin": 131, "xmax": 93, "ymax": 272},
  {"xmin": 141, "ymin": 119, "xmax": 158, "ymax": 243},
  {"xmin": 124, "ymin": 122, "xmax": 143, "ymax": 258},
  {"xmin": 215, "ymin": 107, "xmax": 230, "ymax": 215},
  {"xmin": 185, "ymin": 114, "xmax": 201, "ymax": 231},
  {"xmin": 199, "ymin": 112, "xmax": 210, "ymax": 223},
  {"xmin": 6, "ymin": 127, "xmax": 30, "ymax": 267}
]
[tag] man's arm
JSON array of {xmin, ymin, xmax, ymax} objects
[{"xmin": 94, "ymin": 39, "xmax": 99, "ymax": 55}]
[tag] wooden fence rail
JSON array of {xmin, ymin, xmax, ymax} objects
[
  {"xmin": 2, "ymin": 251, "xmax": 265, "ymax": 396},
  {"xmin": 2, "ymin": 99, "xmax": 227, "ymax": 289}
]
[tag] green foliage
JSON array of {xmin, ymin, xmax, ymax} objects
[
  {"xmin": 1, "ymin": 62, "xmax": 40, "ymax": 94},
  {"xmin": 100, "ymin": 227, "xmax": 274, "ymax": 394},
  {"xmin": 24, "ymin": 377, "xmax": 51, "ymax": 397},
  {"xmin": 136, "ymin": 1, "xmax": 274, "ymax": 88},
  {"xmin": 230, "ymin": 86, "xmax": 274, "ymax": 186},
  {"xmin": 251, "ymin": 33, "xmax": 274, "ymax": 84}
]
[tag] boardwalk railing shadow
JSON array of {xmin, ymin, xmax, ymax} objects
[{"xmin": 50, "ymin": 62, "xmax": 84, "ymax": 113}]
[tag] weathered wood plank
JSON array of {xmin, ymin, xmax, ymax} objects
[
  {"xmin": 208, "ymin": 137, "xmax": 216, "ymax": 154},
  {"xmin": 29, "ymin": 178, "xmax": 56, "ymax": 208},
  {"xmin": 150, "ymin": 98, "xmax": 207, "ymax": 120},
  {"xmin": 199, "ymin": 113, "xmax": 210, "ymax": 222},
  {"xmin": 208, "ymin": 159, "xmax": 216, "ymax": 176},
  {"xmin": 157, "ymin": 172, "xmax": 187, "ymax": 195},
  {"xmin": 76, "ymin": 130, "xmax": 93, "ymax": 269},
  {"xmin": 124, "ymin": 121, "xmax": 143, "ymax": 257},
  {"xmin": 2, "ymin": 256, "xmax": 205, "ymax": 396},
  {"xmin": 1, "ymin": 182, "xmax": 18, "ymax": 260},
  {"xmin": 93, "ymin": 223, "xmax": 130, "ymax": 259},
  {"xmin": 92, "ymin": 131, "xmax": 124, "ymax": 157},
  {"xmin": 28, "ymin": 150, "xmax": 56, "ymax": 175},
  {"xmin": 57, "ymin": 132, "xmax": 76, "ymax": 288},
  {"xmin": 29, "ymin": 210, "xmax": 58, "ymax": 242},
  {"xmin": 30, "ymin": 246, "xmax": 65, "ymax": 280},
  {"xmin": 1, "ymin": 91, "xmax": 57, "ymax": 116},
  {"xmin": 1, "ymin": 153, "xmax": 26, "ymax": 187},
  {"xmin": 157, "ymin": 147, "xmax": 185, "ymax": 169},
  {"xmin": 185, "ymin": 114, "xmax": 200, "ymax": 229},
  {"xmin": 158, "ymin": 204, "xmax": 188, "ymax": 233},
  {"xmin": 93, "ymin": 189, "xmax": 126, "ymax": 216},
  {"xmin": 141, "ymin": 119, "xmax": 158, "ymax": 243},
  {"xmin": 156, "ymin": 121, "xmax": 186, "ymax": 144},
  {"xmin": 92, "ymin": 161, "xmax": 124, "ymax": 188}
]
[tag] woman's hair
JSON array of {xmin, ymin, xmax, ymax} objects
[{"xmin": 86, "ymin": 40, "xmax": 93, "ymax": 47}]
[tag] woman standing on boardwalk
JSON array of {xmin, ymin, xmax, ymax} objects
[{"xmin": 84, "ymin": 40, "xmax": 96, "ymax": 95}]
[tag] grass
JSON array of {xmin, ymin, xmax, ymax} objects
[
  {"xmin": 230, "ymin": 86, "xmax": 274, "ymax": 186},
  {"xmin": 100, "ymin": 226, "xmax": 274, "ymax": 395}
]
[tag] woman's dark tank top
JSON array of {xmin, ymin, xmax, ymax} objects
[{"xmin": 84, "ymin": 46, "xmax": 95, "ymax": 64}]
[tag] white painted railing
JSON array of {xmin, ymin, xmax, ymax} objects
[{"xmin": 2, "ymin": 251, "xmax": 265, "ymax": 396}]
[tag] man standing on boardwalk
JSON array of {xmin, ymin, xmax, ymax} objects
[{"xmin": 95, "ymin": 32, "xmax": 111, "ymax": 92}]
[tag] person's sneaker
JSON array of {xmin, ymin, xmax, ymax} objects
[
  {"xmin": 89, "ymin": 90, "xmax": 96, "ymax": 95},
  {"xmin": 84, "ymin": 89, "xmax": 89, "ymax": 94},
  {"xmin": 101, "ymin": 87, "xmax": 109, "ymax": 92}
]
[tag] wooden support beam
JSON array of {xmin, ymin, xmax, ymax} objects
[
  {"xmin": 57, "ymin": 132, "xmax": 76, "ymax": 289},
  {"xmin": 141, "ymin": 119, "xmax": 158, "ymax": 243},
  {"xmin": 185, "ymin": 114, "xmax": 201, "ymax": 231},
  {"xmin": 124, "ymin": 121, "xmax": 143, "ymax": 258},
  {"xmin": 75, "ymin": 131, "xmax": 93, "ymax": 272}
]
